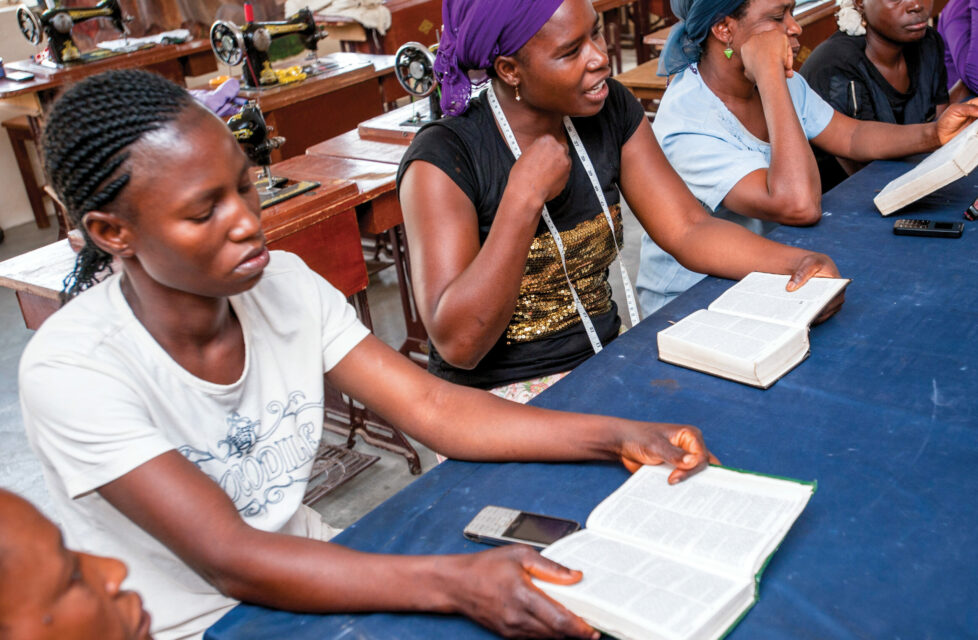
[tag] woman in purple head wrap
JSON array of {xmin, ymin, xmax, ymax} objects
[
  {"xmin": 637, "ymin": 0, "xmax": 978, "ymax": 313},
  {"xmin": 398, "ymin": 0, "xmax": 849, "ymax": 397}
]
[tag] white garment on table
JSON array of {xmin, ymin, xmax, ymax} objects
[
  {"xmin": 19, "ymin": 251, "xmax": 369, "ymax": 640},
  {"xmin": 636, "ymin": 64, "xmax": 835, "ymax": 315},
  {"xmin": 288, "ymin": 0, "xmax": 393, "ymax": 35}
]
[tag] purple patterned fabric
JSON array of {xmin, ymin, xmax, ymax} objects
[{"xmin": 434, "ymin": 0, "xmax": 564, "ymax": 115}]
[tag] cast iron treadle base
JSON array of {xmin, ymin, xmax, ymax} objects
[{"xmin": 302, "ymin": 441, "xmax": 379, "ymax": 505}]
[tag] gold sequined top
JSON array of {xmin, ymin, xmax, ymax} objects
[{"xmin": 506, "ymin": 204, "xmax": 623, "ymax": 343}]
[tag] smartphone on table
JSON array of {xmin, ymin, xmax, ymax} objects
[{"xmin": 463, "ymin": 505, "xmax": 581, "ymax": 550}]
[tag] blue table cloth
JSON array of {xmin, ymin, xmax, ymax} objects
[{"xmin": 207, "ymin": 159, "xmax": 978, "ymax": 639}]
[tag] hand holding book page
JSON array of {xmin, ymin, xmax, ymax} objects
[
  {"xmin": 657, "ymin": 273, "xmax": 850, "ymax": 388},
  {"xmin": 534, "ymin": 465, "xmax": 815, "ymax": 640},
  {"xmin": 874, "ymin": 118, "xmax": 978, "ymax": 215}
]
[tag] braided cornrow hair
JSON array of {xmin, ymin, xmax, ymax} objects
[{"xmin": 42, "ymin": 69, "xmax": 192, "ymax": 300}]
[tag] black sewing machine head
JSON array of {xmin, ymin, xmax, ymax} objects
[
  {"xmin": 227, "ymin": 100, "xmax": 284, "ymax": 169},
  {"xmin": 16, "ymin": 0, "xmax": 129, "ymax": 66},
  {"xmin": 227, "ymin": 101, "xmax": 318, "ymax": 208},
  {"xmin": 210, "ymin": 8, "xmax": 326, "ymax": 89},
  {"xmin": 394, "ymin": 42, "xmax": 442, "ymax": 126}
]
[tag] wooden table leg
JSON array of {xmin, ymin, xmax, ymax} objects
[
  {"xmin": 602, "ymin": 8, "xmax": 624, "ymax": 75},
  {"xmin": 387, "ymin": 224, "xmax": 429, "ymax": 366},
  {"xmin": 631, "ymin": 0, "xmax": 654, "ymax": 64},
  {"xmin": 3, "ymin": 117, "xmax": 49, "ymax": 230},
  {"xmin": 358, "ymin": 192, "xmax": 429, "ymax": 366},
  {"xmin": 14, "ymin": 290, "xmax": 61, "ymax": 330}
]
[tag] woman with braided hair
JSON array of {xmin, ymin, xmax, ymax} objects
[
  {"xmin": 44, "ymin": 71, "xmax": 190, "ymax": 298},
  {"xmin": 21, "ymin": 69, "xmax": 720, "ymax": 639}
]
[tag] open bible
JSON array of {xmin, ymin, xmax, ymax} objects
[
  {"xmin": 874, "ymin": 118, "xmax": 978, "ymax": 215},
  {"xmin": 534, "ymin": 465, "xmax": 815, "ymax": 640},
  {"xmin": 656, "ymin": 272, "xmax": 850, "ymax": 388}
]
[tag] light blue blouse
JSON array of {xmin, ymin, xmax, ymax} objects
[{"xmin": 636, "ymin": 64, "xmax": 835, "ymax": 315}]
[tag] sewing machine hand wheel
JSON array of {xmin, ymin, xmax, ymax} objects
[
  {"xmin": 16, "ymin": 5, "xmax": 43, "ymax": 45},
  {"xmin": 210, "ymin": 20, "xmax": 244, "ymax": 66},
  {"xmin": 394, "ymin": 42, "xmax": 437, "ymax": 98}
]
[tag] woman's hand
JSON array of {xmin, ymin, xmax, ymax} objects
[
  {"xmin": 786, "ymin": 252, "xmax": 845, "ymax": 324},
  {"xmin": 448, "ymin": 546, "xmax": 598, "ymax": 639},
  {"xmin": 935, "ymin": 98, "xmax": 978, "ymax": 145},
  {"xmin": 740, "ymin": 29, "xmax": 794, "ymax": 84},
  {"xmin": 510, "ymin": 134, "xmax": 572, "ymax": 207},
  {"xmin": 616, "ymin": 422, "xmax": 719, "ymax": 483}
]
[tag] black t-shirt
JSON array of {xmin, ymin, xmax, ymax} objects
[
  {"xmin": 800, "ymin": 28, "xmax": 949, "ymax": 191},
  {"xmin": 396, "ymin": 78, "xmax": 646, "ymax": 388}
]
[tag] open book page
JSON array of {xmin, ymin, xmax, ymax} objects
[
  {"xmin": 707, "ymin": 272, "xmax": 849, "ymax": 328},
  {"xmin": 657, "ymin": 309, "xmax": 806, "ymax": 386},
  {"xmin": 875, "ymin": 118, "xmax": 978, "ymax": 215},
  {"xmin": 537, "ymin": 529, "xmax": 753, "ymax": 640},
  {"xmin": 585, "ymin": 466, "xmax": 814, "ymax": 576}
]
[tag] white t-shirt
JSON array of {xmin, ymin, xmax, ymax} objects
[
  {"xmin": 19, "ymin": 251, "xmax": 370, "ymax": 640},
  {"xmin": 636, "ymin": 64, "xmax": 836, "ymax": 315}
]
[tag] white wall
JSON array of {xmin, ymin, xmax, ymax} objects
[{"xmin": 0, "ymin": 6, "xmax": 47, "ymax": 231}]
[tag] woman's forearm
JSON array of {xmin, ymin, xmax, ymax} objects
[
  {"xmin": 213, "ymin": 532, "xmax": 457, "ymax": 612},
  {"xmin": 847, "ymin": 120, "xmax": 938, "ymax": 161},
  {"xmin": 667, "ymin": 214, "xmax": 824, "ymax": 279},
  {"xmin": 755, "ymin": 68, "xmax": 822, "ymax": 210}
]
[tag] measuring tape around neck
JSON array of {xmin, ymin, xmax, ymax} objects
[{"xmin": 487, "ymin": 84, "xmax": 641, "ymax": 355}]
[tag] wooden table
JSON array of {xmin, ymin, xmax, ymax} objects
[
  {"xmin": 642, "ymin": 23, "xmax": 673, "ymax": 49},
  {"xmin": 357, "ymin": 100, "xmax": 430, "ymax": 144},
  {"xmin": 237, "ymin": 53, "xmax": 397, "ymax": 162},
  {"xmin": 0, "ymin": 39, "xmax": 218, "ymax": 235},
  {"xmin": 614, "ymin": 56, "xmax": 668, "ymax": 105},
  {"xmin": 0, "ymin": 239, "xmax": 75, "ymax": 330},
  {"xmin": 306, "ymin": 128, "xmax": 408, "ymax": 165},
  {"xmin": 0, "ymin": 39, "xmax": 215, "ymax": 112},
  {"xmin": 305, "ymin": 124, "xmax": 428, "ymax": 367}
]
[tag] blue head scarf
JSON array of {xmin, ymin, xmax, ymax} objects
[
  {"xmin": 434, "ymin": 0, "xmax": 564, "ymax": 116},
  {"xmin": 658, "ymin": 0, "xmax": 749, "ymax": 76}
]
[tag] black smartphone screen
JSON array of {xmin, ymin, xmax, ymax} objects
[{"xmin": 504, "ymin": 513, "xmax": 580, "ymax": 545}]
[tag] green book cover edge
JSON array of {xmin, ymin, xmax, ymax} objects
[{"xmin": 712, "ymin": 463, "xmax": 817, "ymax": 640}]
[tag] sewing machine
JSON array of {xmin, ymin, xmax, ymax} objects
[
  {"xmin": 209, "ymin": 7, "xmax": 331, "ymax": 89},
  {"xmin": 15, "ymin": 0, "xmax": 136, "ymax": 66},
  {"xmin": 228, "ymin": 101, "xmax": 319, "ymax": 207},
  {"xmin": 393, "ymin": 41, "xmax": 442, "ymax": 127}
]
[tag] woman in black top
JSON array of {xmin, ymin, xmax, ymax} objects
[
  {"xmin": 800, "ymin": 0, "xmax": 949, "ymax": 190},
  {"xmin": 397, "ymin": 0, "xmax": 845, "ymax": 394}
]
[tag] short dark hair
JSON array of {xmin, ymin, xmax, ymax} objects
[{"xmin": 42, "ymin": 69, "xmax": 192, "ymax": 299}]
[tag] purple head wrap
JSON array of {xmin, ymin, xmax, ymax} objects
[{"xmin": 434, "ymin": 0, "xmax": 564, "ymax": 116}]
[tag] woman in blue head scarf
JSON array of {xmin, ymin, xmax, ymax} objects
[
  {"xmin": 398, "ymin": 0, "xmax": 847, "ymax": 398},
  {"xmin": 637, "ymin": 0, "xmax": 978, "ymax": 315}
]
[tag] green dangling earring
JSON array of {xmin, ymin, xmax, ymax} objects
[{"xmin": 724, "ymin": 43, "xmax": 734, "ymax": 59}]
